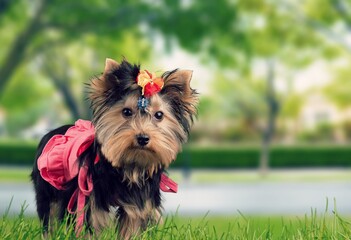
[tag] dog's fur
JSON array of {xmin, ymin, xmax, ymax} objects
[{"xmin": 31, "ymin": 58, "xmax": 198, "ymax": 239}]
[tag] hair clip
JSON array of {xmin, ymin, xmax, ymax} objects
[
  {"xmin": 136, "ymin": 70, "xmax": 164, "ymax": 98},
  {"xmin": 137, "ymin": 96, "xmax": 149, "ymax": 112}
]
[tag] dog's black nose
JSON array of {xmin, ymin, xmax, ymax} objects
[{"xmin": 136, "ymin": 134, "xmax": 150, "ymax": 146}]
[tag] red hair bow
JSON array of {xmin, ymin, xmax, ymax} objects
[{"xmin": 137, "ymin": 70, "xmax": 164, "ymax": 98}]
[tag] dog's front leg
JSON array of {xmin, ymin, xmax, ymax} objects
[
  {"xmin": 117, "ymin": 206, "xmax": 144, "ymax": 240},
  {"xmin": 117, "ymin": 203, "xmax": 161, "ymax": 240}
]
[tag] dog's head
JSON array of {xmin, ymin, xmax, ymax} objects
[{"xmin": 89, "ymin": 58, "xmax": 198, "ymax": 181}]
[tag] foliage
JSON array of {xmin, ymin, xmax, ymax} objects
[
  {"xmin": 297, "ymin": 123, "xmax": 335, "ymax": 143},
  {"xmin": 1, "ymin": 0, "xmax": 351, "ymax": 142},
  {"xmin": 3, "ymin": 141, "xmax": 351, "ymax": 169},
  {"xmin": 280, "ymin": 93, "xmax": 304, "ymax": 119},
  {"xmin": 323, "ymin": 66, "xmax": 351, "ymax": 109},
  {"xmin": 0, "ymin": 141, "xmax": 37, "ymax": 165},
  {"xmin": 341, "ymin": 120, "xmax": 351, "ymax": 141},
  {"xmin": 174, "ymin": 144, "xmax": 351, "ymax": 169},
  {"xmin": 0, "ymin": 0, "xmax": 156, "ymax": 134},
  {"xmin": 220, "ymin": 124, "xmax": 260, "ymax": 142}
]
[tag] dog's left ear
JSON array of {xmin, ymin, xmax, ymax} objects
[
  {"xmin": 161, "ymin": 70, "xmax": 198, "ymax": 132},
  {"xmin": 162, "ymin": 70, "xmax": 193, "ymax": 97}
]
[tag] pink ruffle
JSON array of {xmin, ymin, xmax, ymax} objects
[{"xmin": 37, "ymin": 119, "xmax": 95, "ymax": 190}]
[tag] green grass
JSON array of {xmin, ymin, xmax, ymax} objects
[
  {"xmin": 1, "ymin": 202, "xmax": 351, "ymax": 239},
  {"xmin": 0, "ymin": 168, "xmax": 31, "ymax": 182}
]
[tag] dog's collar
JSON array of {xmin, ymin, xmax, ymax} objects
[
  {"xmin": 37, "ymin": 119, "xmax": 177, "ymax": 235},
  {"xmin": 160, "ymin": 174, "xmax": 178, "ymax": 193}
]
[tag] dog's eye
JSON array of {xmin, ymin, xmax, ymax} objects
[
  {"xmin": 154, "ymin": 111, "xmax": 164, "ymax": 121},
  {"xmin": 122, "ymin": 108, "xmax": 133, "ymax": 118}
]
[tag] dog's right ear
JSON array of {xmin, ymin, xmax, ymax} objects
[
  {"xmin": 89, "ymin": 58, "xmax": 140, "ymax": 120},
  {"xmin": 90, "ymin": 58, "xmax": 119, "ymax": 94},
  {"xmin": 91, "ymin": 58, "xmax": 118, "ymax": 93},
  {"xmin": 89, "ymin": 58, "xmax": 121, "ymax": 114},
  {"xmin": 104, "ymin": 58, "xmax": 120, "ymax": 74},
  {"xmin": 90, "ymin": 58, "xmax": 139, "ymax": 98},
  {"xmin": 101, "ymin": 58, "xmax": 121, "ymax": 90}
]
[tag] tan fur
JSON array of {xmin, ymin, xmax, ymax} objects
[
  {"xmin": 89, "ymin": 194, "xmax": 115, "ymax": 234},
  {"xmin": 94, "ymin": 93, "xmax": 185, "ymax": 184},
  {"xmin": 90, "ymin": 63, "xmax": 139, "ymax": 109},
  {"xmin": 162, "ymin": 69, "xmax": 198, "ymax": 119},
  {"xmin": 49, "ymin": 202, "xmax": 60, "ymax": 220},
  {"xmin": 118, "ymin": 200, "xmax": 162, "ymax": 239},
  {"xmin": 86, "ymin": 59, "xmax": 198, "ymax": 239},
  {"xmin": 48, "ymin": 202, "xmax": 60, "ymax": 234}
]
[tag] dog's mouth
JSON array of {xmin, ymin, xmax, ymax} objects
[
  {"xmin": 119, "ymin": 146, "xmax": 162, "ymax": 175},
  {"xmin": 122, "ymin": 145, "xmax": 159, "ymax": 162},
  {"xmin": 129, "ymin": 145, "xmax": 155, "ymax": 153}
]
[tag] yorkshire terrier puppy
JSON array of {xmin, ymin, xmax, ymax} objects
[{"xmin": 31, "ymin": 58, "xmax": 198, "ymax": 239}]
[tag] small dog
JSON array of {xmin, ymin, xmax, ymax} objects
[{"xmin": 31, "ymin": 58, "xmax": 198, "ymax": 239}]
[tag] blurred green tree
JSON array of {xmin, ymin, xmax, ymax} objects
[
  {"xmin": 151, "ymin": 0, "xmax": 347, "ymax": 173},
  {"xmin": 0, "ymin": 0, "xmax": 240, "ymax": 134},
  {"xmin": 323, "ymin": 67, "xmax": 351, "ymax": 109},
  {"xmin": 0, "ymin": 0, "xmax": 349, "ymax": 149},
  {"xmin": 0, "ymin": 0, "xmax": 156, "ymax": 132}
]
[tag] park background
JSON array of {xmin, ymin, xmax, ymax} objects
[{"xmin": 1, "ymin": 0, "xmax": 351, "ymax": 238}]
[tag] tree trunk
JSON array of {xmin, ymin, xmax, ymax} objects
[
  {"xmin": 259, "ymin": 59, "xmax": 279, "ymax": 176},
  {"xmin": 50, "ymin": 76, "xmax": 81, "ymax": 120},
  {"xmin": 0, "ymin": 0, "xmax": 47, "ymax": 96},
  {"xmin": 42, "ymin": 62, "xmax": 81, "ymax": 121}
]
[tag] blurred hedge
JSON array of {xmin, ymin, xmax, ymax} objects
[
  {"xmin": 0, "ymin": 141, "xmax": 37, "ymax": 165},
  {"xmin": 173, "ymin": 145, "xmax": 351, "ymax": 169},
  {"xmin": 0, "ymin": 142, "xmax": 351, "ymax": 168}
]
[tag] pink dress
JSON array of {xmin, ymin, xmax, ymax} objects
[{"xmin": 37, "ymin": 119, "xmax": 177, "ymax": 234}]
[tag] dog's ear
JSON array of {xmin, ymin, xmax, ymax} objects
[
  {"xmin": 89, "ymin": 59, "xmax": 140, "ymax": 121},
  {"xmin": 101, "ymin": 58, "xmax": 121, "ymax": 90},
  {"xmin": 162, "ymin": 70, "xmax": 193, "ymax": 97},
  {"xmin": 90, "ymin": 58, "xmax": 120, "ymax": 97},
  {"xmin": 90, "ymin": 58, "xmax": 139, "ymax": 102},
  {"xmin": 161, "ymin": 70, "xmax": 198, "ymax": 134},
  {"xmin": 104, "ymin": 58, "xmax": 120, "ymax": 74}
]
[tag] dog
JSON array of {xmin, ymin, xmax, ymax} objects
[{"xmin": 31, "ymin": 58, "xmax": 198, "ymax": 239}]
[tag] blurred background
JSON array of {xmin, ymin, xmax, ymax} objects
[{"xmin": 1, "ymin": 0, "xmax": 351, "ymax": 218}]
